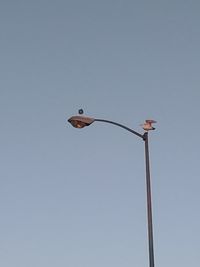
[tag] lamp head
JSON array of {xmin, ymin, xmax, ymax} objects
[{"xmin": 68, "ymin": 116, "xmax": 95, "ymax": 128}]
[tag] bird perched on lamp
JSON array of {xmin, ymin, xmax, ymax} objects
[{"xmin": 141, "ymin": 120, "xmax": 157, "ymax": 131}]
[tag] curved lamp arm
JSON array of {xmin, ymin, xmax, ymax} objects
[
  {"xmin": 68, "ymin": 115, "xmax": 144, "ymax": 139},
  {"xmin": 94, "ymin": 118, "xmax": 144, "ymax": 139}
]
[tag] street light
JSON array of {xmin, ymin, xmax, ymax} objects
[{"xmin": 68, "ymin": 114, "xmax": 156, "ymax": 267}]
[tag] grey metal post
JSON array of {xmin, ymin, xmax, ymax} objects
[
  {"xmin": 143, "ymin": 132, "xmax": 155, "ymax": 267},
  {"xmin": 68, "ymin": 115, "xmax": 156, "ymax": 267}
]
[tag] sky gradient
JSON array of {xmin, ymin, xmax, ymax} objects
[{"xmin": 1, "ymin": 1, "xmax": 200, "ymax": 266}]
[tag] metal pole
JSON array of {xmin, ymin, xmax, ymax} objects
[
  {"xmin": 68, "ymin": 115, "xmax": 156, "ymax": 266},
  {"xmin": 144, "ymin": 132, "xmax": 155, "ymax": 267}
]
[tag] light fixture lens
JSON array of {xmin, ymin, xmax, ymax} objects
[{"xmin": 68, "ymin": 116, "xmax": 95, "ymax": 128}]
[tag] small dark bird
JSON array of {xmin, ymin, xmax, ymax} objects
[{"xmin": 78, "ymin": 109, "xmax": 84, "ymax": 115}]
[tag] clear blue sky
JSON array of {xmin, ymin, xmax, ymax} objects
[{"xmin": 1, "ymin": 1, "xmax": 200, "ymax": 266}]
